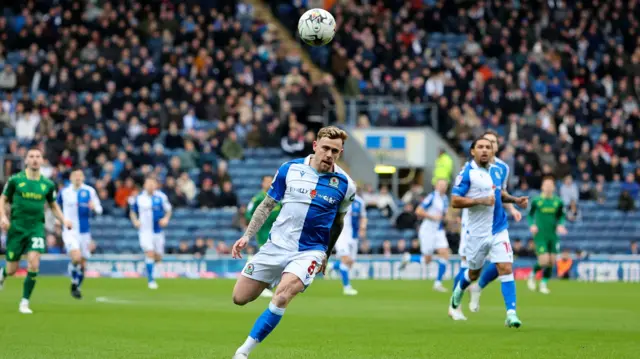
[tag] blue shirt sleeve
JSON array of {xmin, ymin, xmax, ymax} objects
[
  {"xmin": 266, "ymin": 162, "xmax": 292, "ymax": 202},
  {"xmin": 420, "ymin": 193, "xmax": 434, "ymax": 209},
  {"xmin": 451, "ymin": 169, "xmax": 471, "ymax": 197}
]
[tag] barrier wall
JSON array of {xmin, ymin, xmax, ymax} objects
[{"xmin": 2, "ymin": 255, "xmax": 639, "ymax": 282}]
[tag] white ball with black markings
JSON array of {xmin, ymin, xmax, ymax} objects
[{"xmin": 298, "ymin": 8, "xmax": 336, "ymax": 46}]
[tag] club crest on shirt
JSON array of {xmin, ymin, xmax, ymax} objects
[
  {"xmin": 310, "ymin": 189, "xmax": 317, "ymax": 199},
  {"xmin": 454, "ymin": 175, "xmax": 463, "ymax": 186},
  {"xmin": 80, "ymin": 191, "xmax": 88, "ymax": 197},
  {"xmin": 300, "ymin": 170, "xmax": 305, "ymax": 177},
  {"xmin": 41, "ymin": 184, "xmax": 47, "ymax": 191},
  {"xmin": 329, "ymin": 177, "xmax": 339, "ymax": 188},
  {"xmin": 244, "ymin": 263, "xmax": 254, "ymax": 275}
]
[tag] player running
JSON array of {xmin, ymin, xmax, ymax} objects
[
  {"xmin": 246, "ymin": 175, "xmax": 282, "ymax": 298},
  {"xmin": 415, "ymin": 179, "xmax": 450, "ymax": 292},
  {"xmin": 332, "ymin": 192, "xmax": 366, "ymax": 296},
  {"xmin": 0, "ymin": 148, "xmax": 73, "ymax": 314},
  {"xmin": 230, "ymin": 126, "xmax": 356, "ymax": 359},
  {"xmin": 467, "ymin": 130, "xmax": 527, "ymax": 312},
  {"xmin": 527, "ymin": 177, "xmax": 567, "ymax": 294},
  {"xmin": 448, "ymin": 138, "xmax": 522, "ymax": 328},
  {"xmin": 129, "ymin": 177, "xmax": 172, "ymax": 290},
  {"xmin": 58, "ymin": 168, "xmax": 103, "ymax": 299}
]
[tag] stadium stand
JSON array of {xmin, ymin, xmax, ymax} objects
[
  {"xmin": 273, "ymin": 0, "xmax": 640, "ymax": 254},
  {"xmin": 1, "ymin": 0, "xmax": 639, "ymax": 255}
]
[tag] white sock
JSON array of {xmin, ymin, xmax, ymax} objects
[
  {"xmin": 434, "ymin": 280, "xmax": 442, "ymax": 286},
  {"xmin": 20, "ymin": 298, "xmax": 29, "ymax": 306},
  {"xmin": 236, "ymin": 336, "xmax": 259, "ymax": 355}
]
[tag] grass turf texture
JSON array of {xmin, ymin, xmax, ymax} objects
[{"xmin": 0, "ymin": 278, "xmax": 638, "ymax": 359}]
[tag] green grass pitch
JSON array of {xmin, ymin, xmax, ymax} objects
[{"xmin": 0, "ymin": 278, "xmax": 638, "ymax": 359}]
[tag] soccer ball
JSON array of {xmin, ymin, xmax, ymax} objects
[{"xmin": 298, "ymin": 8, "xmax": 336, "ymax": 46}]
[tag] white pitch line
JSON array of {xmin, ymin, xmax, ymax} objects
[{"xmin": 95, "ymin": 297, "xmax": 134, "ymax": 304}]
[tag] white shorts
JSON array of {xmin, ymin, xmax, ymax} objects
[
  {"xmin": 241, "ymin": 241, "xmax": 326, "ymax": 289},
  {"xmin": 464, "ymin": 230, "xmax": 513, "ymax": 270},
  {"xmin": 459, "ymin": 226, "xmax": 468, "ymax": 257},
  {"xmin": 335, "ymin": 232, "xmax": 358, "ymax": 260},
  {"xmin": 62, "ymin": 232, "xmax": 92, "ymax": 259},
  {"xmin": 419, "ymin": 229, "xmax": 449, "ymax": 255},
  {"xmin": 139, "ymin": 232, "xmax": 165, "ymax": 255}
]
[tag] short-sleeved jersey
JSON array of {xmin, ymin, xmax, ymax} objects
[
  {"xmin": 2, "ymin": 171, "xmax": 56, "ymax": 226},
  {"xmin": 461, "ymin": 158, "xmax": 510, "ymax": 234},
  {"xmin": 130, "ymin": 190, "xmax": 172, "ymax": 234},
  {"xmin": 343, "ymin": 194, "xmax": 366, "ymax": 240},
  {"xmin": 452, "ymin": 161, "xmax": 496, "ymax": 238},
  {"xmin": 266, "ymin": 156, "xmax": 357, "ymax": 252},
  {"xmin": 57, "ymin": 184, "xmax": 103, "ymax": 234},
  {"xmin": 528, "ymin": 195, "xmax": 565, "ymax": 231},
  {"xmin": 419, "ymin": 190, "xmax": 448, "ymax": 231}
]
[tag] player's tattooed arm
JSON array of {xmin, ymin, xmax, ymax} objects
[
  {"xmin": 242, "ymin": 196, "xmax": 278, "ymax": 239},
  {"xmin": 501, "ymin": 192, "xmax": 516, "ymax": 204}
]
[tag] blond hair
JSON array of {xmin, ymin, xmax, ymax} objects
[{"xmin": 317, "ymin": 126, "xmax": 348, "ymax": 144}]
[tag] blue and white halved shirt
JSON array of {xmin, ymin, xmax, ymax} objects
[
  {"xmin": 130, "ymin": 190, "xmax": 172, "ymax": 234},
  {"xmin": 452, "ymin": 160, "xmax": 497, "ymax": 239},
  {"xmin": 419, "ymin": 190, "xmax": 448, "ymax": 232},
  {"xmin": 267, "ymin": 156, "xmax": 357, "ymax": 252},
  {"xmin": 461, "ymin": 157, "xmax": 510, "ymax": 235},
  {"xmin": 57, "ymin": 184, "xmax": 103, "ymax": 234}
]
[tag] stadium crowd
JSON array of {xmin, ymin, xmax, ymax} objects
[
  {"xmin": 0, "ymin": 0, "xmax": 335, "ymax": 254},
  {"xmin": 273, "ymin": 0, "xmax": 640, "ymax": 254}
]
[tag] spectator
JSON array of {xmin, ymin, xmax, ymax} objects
[
  {"xmin": 630, "ymin": 241, "xmax": 639, "ymax": 255},
  {"xmin": 359, "ymin": 239, "xmax": 372, "ymax": 255},
  {"xmin": 196, "ymin": 178, "xmax": 217, "ymax": 209},
  {"xmin": 395, "ymin": 203, "xmax": 418, "ymax": 230},
  {"xmin": 621, "ymin": 173, "xmax": 640, "ymax": 199},
  {"xmin": 216, "ymin": 241, "xmax": 231, "ymax": 255},
  {"xmin": 379, "ymin": 240, "xmax": 392, "ymax": 257},
  {"xmin": 221, "ymin": 131, "xmax": 244, "ymax": 160},
  {"xmin": 377, "ymin": 185, "xmax": 398, "ymax": 218},
  {"xmin": 192, "ymin": 238, "xmax": 207, "ymax": 259},
  {"xmin": 566, "ymin": 200, "xmax": 581, "ymax": 222},
  {"xmin": 559, "ymin": 175, "xmax": 579, "ymax": 205},
  {"xmin": 360, "ymin": 184, "xmax": 379, "ymax": 208},
  {"xmin": 401, "ymin": 183, "xmax": 425, "ymax": 207},
  {"xmin": 409, "ymin": 239, "xmax": 421, "ymax": 255},
  {"xmin": 46, "ymin": 234, "xmax": 62, "ymax": 254},
  {"xmin": 281, "ymin": 128, "xmax": 304, "ymax": 155},
  {"xmin": 394, "ymin": 239, "xmax": 407, "ymax": 254},
  {"xmin": 177, "ymin": 172, "xmax": 197, "ymax": 202},
  {"xmin": 618, "ymin": 191, "xmax": 635, "ymax": 212},
  {"xmin": 114, "ymin": 178, "xmax": 136, "ymax": 208},
  {"xmin": 0, "ymin": 65, "xmax": 17, "ymax": 90},
  {"xmin": 179, "ymin": 140, "xmax": 199, "ymax": 172},
  {"xmin": 512, "ymin": 239, "xmax": 533, "ymax": 258},
  {"xmin": 177, "ymin": 240, "xmax": 192, "ymax": 255},
  {"xmin": 198, "ymin": 163, "xmax": 216, "ymax": 186},
  {"xmin": 216, "ymin": 160, "xmax": 232, "ymax": 185},
  {"xmin": 594, "ymin": 183, "xmax": 607, "ymax": 205},
  {"xmin": 554, "ymin": 153, "xmax": 572, "ymax": 180},
  {"xmin": 217, "ymin": 181, "xmax": 238, "ymax": 208}
]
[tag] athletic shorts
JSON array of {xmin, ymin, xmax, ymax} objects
[
  {"xmin": 419, "ymin": 228, "xmax": 449, "ymax": 255},
  {"xmin": 139, "ymin": 232, "xmax": 165, "ymax": 255},
  {"xmin": 62, "ymin": 231, "xmax": 93, "ymax": 259},
  {"xmin": 241, "ymin": 241, "xmax": 326, "ymax": 290},
  {"xmin": 463, "ymin": 230, "xmax": 513, "ymax": 270}
]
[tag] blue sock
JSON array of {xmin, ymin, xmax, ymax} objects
[
  {"xmin": 453, "ymin": 264, "xmax": 468, "ymax": 290},
  {"xmin": 145, "ymin": 257, "xmax": 155, "ymax": 283},
  {"xmin": 77, "ymin": 266, "xmax": 85, "ymax": 288},
  {"xmin": 338, "ymin": 263, "xmax": 351, "ymax": 288},
  {"xmin": 436, "ymin": 258, "xmax": 447, "ymax": 282},
  {"xmin": 249, "ymin": 302, "xmax": 285, "ymax": 342},
  {"xmin": 333, "ymin": 260, "xmax": 340, "ymax": 271},
  {"xmin": 500, "ymin": 274, "xmax": 517, "ymax": 312},
  {"xmin": 70, "ymin": 263, "xmax": 81, "ymax": 285},
  {"xmin": 456, "ymin": 269, "xmax": 472, "ymax": 291},
  {"xmin": 478, "ymin": 263, "xmax": 499, "ymax": 289}
]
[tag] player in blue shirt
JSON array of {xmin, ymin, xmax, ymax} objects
[
  {"xmin": 449, "ymin": 137, "xmax": 526, "ymax": 327},
  {"xmin": 230, "ymin": 127, "xmax": 356, "ymax": 359}
]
